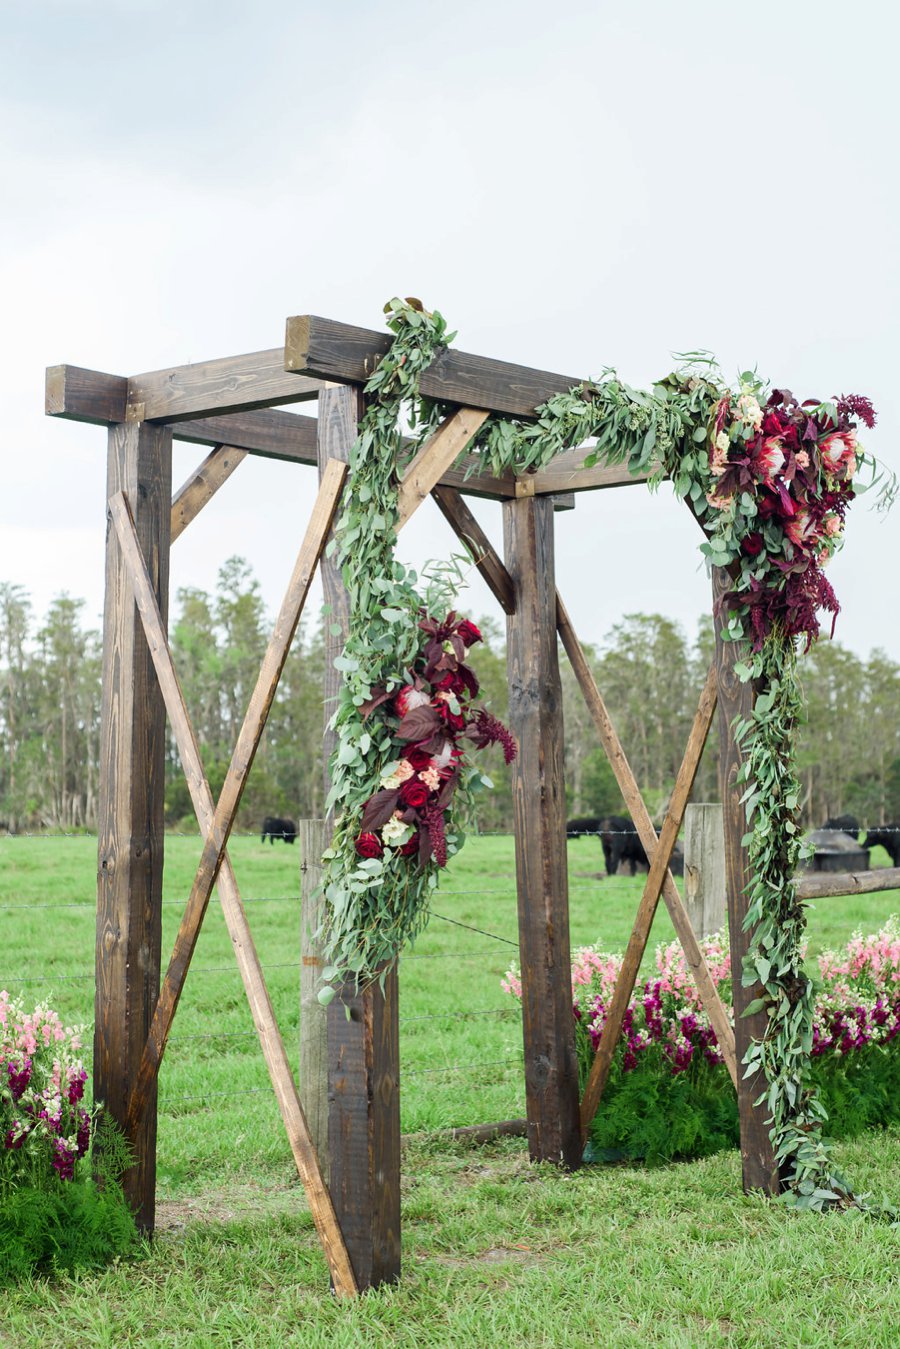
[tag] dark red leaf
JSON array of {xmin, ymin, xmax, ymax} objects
[
  {"xmin": 361, "ymin": 789, "xmax": 400, "ymax": 831},
  {"xmin": 397, "ymin": 705, "xmax": 442, "ymax": 742}
]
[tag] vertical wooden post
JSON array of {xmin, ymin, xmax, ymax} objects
[
  {"xmin": 299, "ymin": 817, "xmax": 329, "ymax": 1179},
  {"xmin": 683, "ymin": 804, "xmax": 727, "ymax": 939},
  {"xmin": 503, "ymin": 493, "xmax": 581, "ymax": 1169},
  {"xmin": 95, "ymin": 419, "xmax": 172, "ymax": 1232},
  {"xmin": 713, "ymin": 569, "xmax": 779, "ymax": 1193},
  {"xmin": 318, "ymin": 386, "xmax": 401, "ymax": 1288}
]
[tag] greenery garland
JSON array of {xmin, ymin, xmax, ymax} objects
[{"xmin": 320, "ymin": 297, "xmax": 893, "ymax": 1210}]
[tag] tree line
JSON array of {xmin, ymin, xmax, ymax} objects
[{"xmin": 1, "ymin": 565, "xmax": 898, "ymax": 834}]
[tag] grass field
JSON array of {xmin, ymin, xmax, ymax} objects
[{"xmin": 1, "ymin": 832, "xmax": 898, "ymax": 1347}]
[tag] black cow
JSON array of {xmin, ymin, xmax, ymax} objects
[
  {"xmin": 599, "ymin": 815, "xmax": 648, "ymax": 877},
  {"xmin": 860, "ymin": 825, "xmax": 900, "ymax": 868},
  {"xmin": 566, "ymin": 816, "xmax": 602, "ymax": 839},
  {"xmin": 261, "ymin": 816, "xmax": 297, "ymax": 845},
  {"xmin": 822, "ymin": 815, "xmax": 861, "ymax": 840}
]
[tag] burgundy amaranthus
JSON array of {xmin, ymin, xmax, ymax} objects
[{"xmin": 353, "ymin": 612, "xmax": 516, "ymax": 867}]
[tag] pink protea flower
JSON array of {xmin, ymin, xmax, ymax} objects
[
  {"xmin": 753, "ymin": 435, "xmax": 786, "ymax": 485},
  {"xmin": 820, "ymin": 429, "xmax": 857, "ymax": 480},
  {"xmin": 785, "ymin": 507, "xmax": 820, "ymax": 551},
  {"xmin": 393, "ymin": 685, "xmax": 431, "ymax": 717}
]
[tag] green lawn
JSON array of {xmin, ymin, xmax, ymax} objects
[{"xmin": 1, "ymin": 833, "xmax": 898, "ymax": 1347}]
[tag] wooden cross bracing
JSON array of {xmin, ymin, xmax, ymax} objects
[
  {"xmin": 107, "ymin": 409, "xmax": 489, "ymax": 1295},
  {"xmin": 432, "ymin": 488, "xmax": 738, "ymax": 1130}
]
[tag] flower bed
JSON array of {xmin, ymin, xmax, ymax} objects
[
  {"xmin": 1, "ymin": 991, "xmax": 137, "ymax": 1282},
  {"xmin": 502, "ymin": 920, "xmax": 900, "ymax": 1165}
]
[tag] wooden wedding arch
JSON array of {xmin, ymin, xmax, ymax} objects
[{"xmin": 46, "ymin": 314, "xmax": 895, "ymax": 1295}]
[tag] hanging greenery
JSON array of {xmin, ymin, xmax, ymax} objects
[{"xmin": 319, "ymin": 296, "xmax": 893, "ymax": 1210}]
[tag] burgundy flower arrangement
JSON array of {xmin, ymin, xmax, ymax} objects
[
  {"xmin": 353, "ymin": 612, "xmax": 516, "ymax": 868},
  {"xmin": 706, "ymin": 388, "xmax": 877, "ymax": 649}
]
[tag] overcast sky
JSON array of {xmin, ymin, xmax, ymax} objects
[{"xmin": 2, "ymin": 0, "xmax": 897, "ymax": 663}]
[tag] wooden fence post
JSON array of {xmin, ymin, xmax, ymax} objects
[
  {"xmin": 713, "ymin": 569, "xmax": 779, "ymax": 1194},
  {"xmin": 299, "ymin": 818, "xmax": 329, "ymax": 1179},
  {"xmin": 683, "ymin": 804, "xmax": 727, "ymax": 939},
  {"xmin": 95, "ymin": 418, "xmax": 171, "ymax": 1232},
  {"xmin": 318, "ymin": 385, "xmax": 401, "ymax": 1287},
  {"xmin": 503, "ymin": 492, "xmax": 581, "ymax": 1169}
]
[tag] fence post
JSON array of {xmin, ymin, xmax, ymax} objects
[
  {"xmin": 503, "ymin": 492, "xmax": 581, "ymax": 1169},
  {"xmin": 683, "ymin": 804, "xmax": 727, "ymax": 939},
  {"xmin": 713, "ymin": 569, "xmax": 779, "ymax": 1193},
  {"xmin": 299, "ymin": 818, "xmax": 329, "ymax": 1180},
  {"xmin": 95, "ymin": 418, "xmax": 172, "ymax": 1232},
  {"xmin": 318, "ymin": 385, "xmax": 401, "ymax": 1288}
]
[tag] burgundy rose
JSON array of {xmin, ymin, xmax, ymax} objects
[
  {"xmin": 434, "ymin": 671, "xmax": 466, "ymax": 697},
  {"xmin": 355, "ymin": 832, "xmax": 384, "ymax": 860},
  {"xmin": 435, "ymin": 701, "xmax": 466, "ymax": 732},
  {"xmin": 456, "ymin": 619, "xmax": 483, "ymax": 647},
  {"xmin": 741, "ymin": 532, "xmax": 765, "ymax": 557},
  {"xmin": 406, "ymin": 748, "xmax": 434, "ymax": 771},
  {"xmin": 399, "ymin": 779, "xmax": 430, "ymax": 810},
  {"xmin": 398, "ymin": 836, "xmax": 419, "ymax": 857}
]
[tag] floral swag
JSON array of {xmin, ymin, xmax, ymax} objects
[{"xmin": 318, "ymin": 296, "xmax": 892, "ymax": 1212}]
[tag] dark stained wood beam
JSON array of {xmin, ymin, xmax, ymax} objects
[
  {"xmin": 796, "ymin": 866, "xmax": 900, "ymax": 900},
  {"xmin": 46, "ymin": 365, "xmax": 128, "ymax": 424},
  {"xmin": 285, "ymin": 315, "xmax": 585, "ymax": 418},
  {"xmin": 170, "ymin": 409, "xmax": 319, "ymax": 462},
  {"xmin": 127, "ymin": 350, "xmax": 323, "ymax": 422},
  {"xmin": 171, "ymin": 446, "xmax": 248, "ymax": 543}
]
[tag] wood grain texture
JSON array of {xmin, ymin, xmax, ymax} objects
[
  {"xmin": 46, "ymin": 364, "xmax": 128, "ymax": 423},
  {"xmin": 556, "ymin": 597, "xmax": 737, "ymax": 1091},
  {"xmin": 396, "ymin": 408, "xmax": 489, "ymax": 528},
  {"xmin": 578, "ymin": 665, "xmax": 721, "ymax": 1135},
  {"xmin": 318, "ymin": 383, "xmax": 402, "ymax": 1291},
  {"xmin": 299, "ymin": 818, "xmax": 329, "ymax": 1181},
  {"xmin": 286, "ymin": 314, "xmax": 584, "ymax": 417},
  {"xmin": 328, "ymin": 972, "xmax": 400, "ymax": 1289},
  {"xmin": 95, "ymin": 420, "xmax": 171, "ymax": 1233},
  {"xmin": 170, "ymin": 445, "xmax": 247, "ymax": 542},
  {"xmin": 684, "ymin": 804, "xmax": 727, "ymax": 938},
  {"xmin": 110, "ymin": 488, "xmax": 357, "ymax": 1296},
  {"xmin": 171, "ymin": 408, "xmax": 319, "ymax": 463},
  {"xmin": 127, "ymin": 350, "xmax": 323, "ymax": 422},
  {"xmin": 796, "ymin": 866, "xmax": 900, "ymax": 899},
  {"xmin": 431, "ymin": 485, "xmax": 516, "ymax": 615},
  {"xmin": 503, "ymin": 495, "xmax": 582, "ymax": 1169},
  {"xmin": 712, "ymin": 567, "xmax": 780, "ymax": 1194}
]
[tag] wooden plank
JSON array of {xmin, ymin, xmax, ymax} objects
[
  {"xmin": 171, "ymin": 408, "xmax": 319, "ymax": 463},
  {"xmin": 318, "ymin": 383, "xmax": 401, "ymax": 1291},
  {"xmin": 530, "ymin": 454, "xmax": 658, "ymax": 496},
  {"xmin": 431, "ymin": 485, "xmax": 516, "ymax": 615},
  {"xmin": 286, "ymin": 314, "xmax": 585, "ymax": 418},
  {"xmin": 299, "ymin": 818, "xmax": 329, "ymax": 1180},
  {"xmin": 503, "ymin": 494, "xmax": 582, "ymax": 1168},
  {"xmin": 396, "ymin": 408, "xmax": 490, "ymax": 529},
  {"xmin": 127, "ymin": 350, "xmax": 323, "ymax": 423},
  {"xmin": 95, "ymin": 419, "xmax": 171, "ymax": 1233},
  {"xmin": 401, "ymin": 1119, "xmax": 528, "ymax": 1146},
  {"xmin": 124, "ymin": 458, "xmax": 347, "ymax": 1101},
  {"xmin": 796, "ymin": 866, "xmax": 900, "ymax": 900},
  {"xmin": 713, "ymin": 567, "xmax": 779, "ymax": 1194},
  {"xmin": 46, "ymin": 364, "xmax": 128, "ymax": 424},
  {"xmin": 556, "ymin": 596, "xmax": 737, "ymax": 1088},
  {"xmin": 578, "ymin": 665, "xmax": 720, "ymax": 1136},
  {"xmin": 328, "ymin": 974, "xmax": 400, "ymax": 1288},
  {"xmin": 170, "ymin": 445, "xmax": 248, "ymax": 542},
  {"xmin": 684, "ymin": 804, "xmax": 727, "ymax": 938},
  {"xmin": 110, "ymin": 487, "xmax": 357, "ymax": 1297}
]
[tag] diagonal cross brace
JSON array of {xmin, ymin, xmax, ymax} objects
[
  {"xmin": 109, "ymin": 460, "xmax": 358, "ymax": 1296},
  {"xmin": 432, "ymin": 487, "xmax": 737, "ymax": 1094}
]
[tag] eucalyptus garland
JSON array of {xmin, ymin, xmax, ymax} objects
[{"xmin": 320, "ymin": 297, "xmax": 893, "ymax": 1212}]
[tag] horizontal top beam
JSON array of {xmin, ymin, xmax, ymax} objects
[{"xmin": 285, "ymin": 315, "xmax": 584, "ymax": 418}]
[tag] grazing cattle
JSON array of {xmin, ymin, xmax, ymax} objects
[
  {"xmin": 261, "ymin": 816, "xmax": 297, "ymax": 845},
  {"xmin": 599, "ymin": 815, "xmax": 648, "ymax": 877},
  {"xmin": 822, "ymin": 814, "xmax": 861, "ymax": 840},
  {"xmin": 565, "ymin": 816, "xmax": 602, "ymax": 839},
  {"xmin": 860, "ymin": 825, "xmax": 900, "ymax": 868}
]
